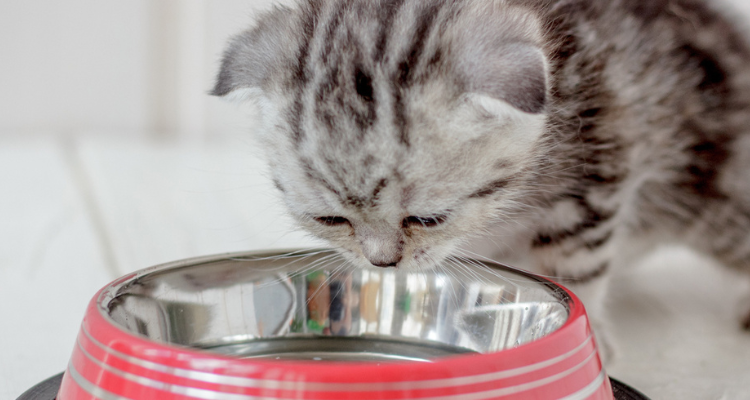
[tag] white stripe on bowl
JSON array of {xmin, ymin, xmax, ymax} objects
[
  {"xmin": 67, "ymin": 363, "xmax": 135, "ymax": 400},
  {"xmin": 413, "ymin": 351, "xmax": 600, "ymax": 400},
  {"xmin": 68, "ymin": 361, "xmax": 282, "ymax": 400},
  {"xmin": 82, "ymin": 325, "xmax": 596, "ymax": 392},
  {"xmin": 558, "ymin": 371, "xmax": 608, "ymax": 400},
  {"xmin": 75, "ymin": 338, "xmax": 263, "ymax": 400},
  {"xmin": 75, "ymin": 333, "xmax": 601, "ymax": 400}
]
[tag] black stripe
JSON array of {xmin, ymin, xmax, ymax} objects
[
  {"xmin": 391, "ymin": 2, "xmax": 443, "ymax": 147},
  {"xmin": 313, "ymin": 2, "xmax": 347, "ymax": 131},
  {"xmin": 678, "ymin": 121, "xmax": 731, "ymax": 201},
  {"xmin": 293, "ymin": 2, "xmax": 318, "ymax": 85},
  {"xmin": 320, "ymin": 2, "xmax": 347, "ymax": 62},
  {"xmin": 300, "ymin": 157, "xmax": 341, "ymax": 197},
  {"xmin": 371, "ymin": 178, "xmax": 388, "ymax": 202},
  {"xmin": 346, "ymin": 195, "xmax": 367, "ymax": 208},
  {"xmin": 349, "ymin": 63, "xmax": 378, "ymax": 131},
  {"xmin": 533, "ymin": 196, "xmax": 614, "ymax": 247},
  {"xmin": 544, "ymin": 1, "xmax": 586, "ymax": 77},
  {"xmin": 342, "ymin": 178, "xmax": 389, "ymax": 209},
  {"xmin": 355, "ymin": 66, "xmax": 375, "ymax": 102},
  {"xmin": 679, "ymin": 44, "xmax": 730, "ymax": 109},
  {"xmin": 424, "ymin": 48, "xmax": 443, "ymax": 69},
  {"xmin": 469, "ymin": 179, "xmax": 511, "ymax": 199},
  {"xmin": 375, "ymin": 0, "xmax": 407, "ymax": 62},
  {"xmin": 584, "ymin": 231, "xmax": 613, "ymax": 250},
  {"xmin": 314, "ymin": 58, "xmax": 341, "ymax": 131},
  {"xmin": 397, "ymin": 2, "xmax": 442, "ymax": 86},
  {"xmin": 583, "ymin": 173, "xmax": 624, "ymax": 185},
  {"xmin": 272, "ymin": 179, "xmax": 286, "ymax": 193},
  {"xmin": 578, "ymin": 107, "xmax": 602, "ymax": 118},
  {"xmin": 557, "ymin": 262, "xmax": 610, "ymax": 285},
  {"xmin": 289, "ymin": 3, "xmax": 320, "ymax": 145}
]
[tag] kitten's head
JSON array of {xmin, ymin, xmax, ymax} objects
[{"xmin": 214, "ymin": 0, "xmax": 549, "ymax": 269}]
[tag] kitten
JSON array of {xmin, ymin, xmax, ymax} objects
[{"xmin": 213, "ymin": 0, "xmax": 750, "ymax": 357}]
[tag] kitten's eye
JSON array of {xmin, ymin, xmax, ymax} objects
[
  {"xmin": 315, "ymin": 216, "xmax": 351, "ymax": 227},
  {"xmin": 402, "ymin": 215, "xmax": 448, "ymax": 228}
]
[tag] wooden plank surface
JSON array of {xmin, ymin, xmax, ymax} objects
[
  {"xmin": 0, "ymin": 139, "xmax": 112, "ymax": 399},
  {"xmin": 607, "ymin": 248, "xmax": 750, "ymax": 399}
]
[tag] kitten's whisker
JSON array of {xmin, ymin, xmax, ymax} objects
[
  {"xmin": 445, "ymin": 259, "xmax": 482, "ymax": 292},
  {"xmin": 455, "ymin": 250, "xmax": 562, "ymax": 281},
  {"xmin": 251, "ymin": 253, "xmax": 345, "ymax": 290},
  {"xmin": 251, "ymin": 252, "xmax": 340, "ymax": 276},
  {"xmin": 235, "ymin": 253, "xmax": 336, "ymax": 290},
  {"xmin": 431, "ymin": 254, "xmax": 464, "ymax": 310},
  {"xmin": 228, "ymin": 248, "xmax": 329, "ymax": 263},
  {"xmin": 452, "ymin": 252, "xmax": 530, "ymax": 287},
  {"xmin": 452, "ymin": 256, "xmax": 518, "ymax": 289},
  {"xmin": 448, "ymin": 258, "xmax": 494, "ymax": 288}
]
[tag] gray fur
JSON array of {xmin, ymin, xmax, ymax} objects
[{"xmin": 214, "ymin": 0, "xmax": 750, "ymax": 353}]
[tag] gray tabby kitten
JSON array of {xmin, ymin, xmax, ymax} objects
[{"xmin": 213, "ymin": 0, "xmax": 750, "ymax": 355}]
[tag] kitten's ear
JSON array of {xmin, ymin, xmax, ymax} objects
[
  {"xmin": 458, "ymin": 44, "xmax": 548, "ymax": 114},
  {"xmin": 211, "ymin": 6, "xmax": 298, "ymax": 98},
  {"xmin": 453, "ymin": 7, "xmax": 548, "ymax": 114}
]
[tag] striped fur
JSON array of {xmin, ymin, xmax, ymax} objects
[{"xmin": 214, "ymin": 0, "xmax": 750, "ymax": 346}]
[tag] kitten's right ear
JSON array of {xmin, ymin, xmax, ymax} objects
[
  {"xmin": 211, "ymin": 6, "xmax": 298, "ymax": 99},
  {"xmin": 451, "ymin": 5, "xmax": 549, "ymax": 115}
]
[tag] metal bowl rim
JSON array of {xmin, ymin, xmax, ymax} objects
[{"xmin": 94, "ymin": 248, "xmax": 586, "ymax": 367}]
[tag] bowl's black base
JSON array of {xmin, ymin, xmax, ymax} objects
[
  {"xmin": 18, "ymin": 372, "xmax": 649, "ymax": 400},
  {"xmin": 610, "ymin": 377, "xmax": 650, "ymax": 400},
  {"xmin": 16, "ymin": 373, "xmax": 63, "ymax": 400}
]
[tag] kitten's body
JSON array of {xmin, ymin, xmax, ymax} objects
[{"xmin": 214, "ymin": 0, "xmax": 750, "ymax": 352}]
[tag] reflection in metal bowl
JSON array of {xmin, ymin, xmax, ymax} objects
[{"xmin": 106, "ymin": 249, "xmax": 568, "ymax": 358}]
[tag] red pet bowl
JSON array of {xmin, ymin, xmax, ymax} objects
[{"xmin": 56, "ymin": 249, "xmax": 616, "ymax": 399}]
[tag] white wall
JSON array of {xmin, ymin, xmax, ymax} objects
[
  {"xmin": 0, "ymin": 0, "xmax": 280, "ymax": 140},
  {"xmin": 0, "ymin": 1, "xmax": 153, "ymax": 136}
]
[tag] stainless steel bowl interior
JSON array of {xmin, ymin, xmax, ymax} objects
[{"xmin": 104, "ymin": 250, "xmax": 569, "ymax": 362}]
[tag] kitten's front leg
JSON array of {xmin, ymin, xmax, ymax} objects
[
  {"xmin": 532, "ymin": 245, "xmax": 617, "ymax": 364},
  {"xmin": 528, "ymin": 197, "xmax": 622, "ymax": 363},
  {"xmin": 534, "ymin": 244, "xmax": 619, "ymax": 365}
]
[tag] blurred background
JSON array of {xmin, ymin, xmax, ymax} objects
[
  {"xmin": 2, "ymin": 0, "xmax": 750, "ymax": 398},
  {"xmin": 1, "ymin": 0, "xmax": 271, "ymax": 140}
]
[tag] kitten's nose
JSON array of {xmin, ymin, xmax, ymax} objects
[
  {"xmin": 370, "ymin": 256, "xmax": 402, "ymax": 268},
  {"xmin": 356, "ymin": 223, "xmax": 403, "ymax": 268}
]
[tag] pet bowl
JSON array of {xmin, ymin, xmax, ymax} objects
[{"xmin": 56, "ymin": 249, "xmax": 615, "ymax": 399}]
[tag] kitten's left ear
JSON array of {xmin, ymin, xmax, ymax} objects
[
  {"xmin": 211, "ymin": 6, "xmax": 298, "ymax": 99},
  {"xmin": 452, "ymin": 6, "xmax": 548, "ymax": 114}
]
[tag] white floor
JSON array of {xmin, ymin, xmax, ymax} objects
[{"xmin": 1, "ymin": 136, "xmax": 749, "ymax": 400}]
